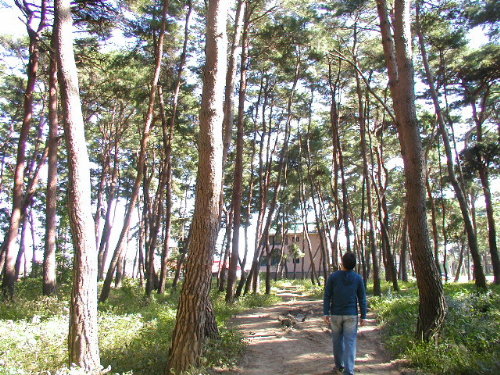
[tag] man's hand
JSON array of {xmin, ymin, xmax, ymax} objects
[
  {"xmin": 360, "ymin": 318, "xmax": 366, "ymax": 327},
  {"xmin": 323, "ymin": 315, "xmax": 330, "ymax": 325}
]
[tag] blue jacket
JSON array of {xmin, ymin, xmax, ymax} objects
[{"xmin": 323, "ymin": 270, "xmax": 367, "ymax": 319}]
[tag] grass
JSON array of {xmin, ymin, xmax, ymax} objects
[
  {"xmin": 370, "ymin": 282, "xmax": 500, "ymax": 375},
  {"xmin": 5, "ymin": 275, "xmax": 497, "ymax": 375},
  {"xmin": 271, "ymin": 277, "xmax": 325, "ymax": 298},
  {"xmin": 0, "ymin": 277, "xmax": 281, "ymax": 375}
]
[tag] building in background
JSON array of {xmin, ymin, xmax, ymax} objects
[{"xmin": 260, "ymin": 226, "xmax": 325, "ymax": 279}]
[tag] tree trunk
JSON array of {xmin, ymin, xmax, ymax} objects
[
  {"xmin": 97, "ymin": 147, "xmax": 120, "ymax": 280},
  {"xmin": 244, "ymin": 78, "xmax": 274, "ymax": 295},
  {"xmin": 1, "ymin": 0, "xmax": 47, "ymax": 298},
  {"xmin": 399, "ymin": 210, "xmax": 408, "ymax": 282},
  {"xmin": 328, "ymin": 59, "xmax": 349, "ymax": 263},
  {"xmin": 158, "ymin": 1, "xmax": 193, "ymax": 294},
  {"xmin": 467, "ymin": 72, "xmax": 499, "ymax": 284},
  {"xmin": 15, "ymin": 217, "xmax": 28, "ymax": 279},
  {"xmin": 358, "ymin": 88, "xmax": 380, "ymax": 296},
  {"xmin": 54, "ymin": 0, "xmax": 100, "ymax": 369},
  {"xmin": 43, "ymin": 38, "xmax": 59, "ymax": 296},
  {"xmin": 167, "ymin": 0, "xmax": 228, "ymax": 371},
  {"xmin": 478, "ymin": 167, "xmax": 499, "ymax": 284},
  {"xmin": 226, "ymin": 4, "xmax": 249, "ymax": 302},
  {"xmin": 218, "ymin": 212, "xmax": 232, "ymax": 292},
  {"xmin": 100, "ymin": 0, "xmax": 170, "ymax": 303},
  {"xmin": 373, "ymin": 128, "xmax": 399, "ymax": 291},
  {"xmin": 222, "ymin": 0, "xmax": 246, "ymax": 164},
  {"xmin": 415, "ymin": 4, "xmax": 487, "ymax": 289},
  {"xmin": 454, "ymin": 237, "xmax": 465, "ymax": 282},
  {"xmin": 376, "ymin": 0, "xmax": 447, "ymax": 340}
]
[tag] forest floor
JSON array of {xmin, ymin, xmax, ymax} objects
[{"xmin": 213, "ymin": 286, "xmax": 416, "ymax": 375}]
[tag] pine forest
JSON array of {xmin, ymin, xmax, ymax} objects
[{"xmin": 0, "ymin": 0, "xmax": 498, "ymax": 374}]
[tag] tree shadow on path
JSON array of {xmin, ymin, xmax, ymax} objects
[{"xmin": 213, "ymin": 287, "xmax": 414, "ymax": 375}]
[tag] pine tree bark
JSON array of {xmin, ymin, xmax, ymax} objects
[
  {"xmin": 376, "ymin": 0, "xmax": 447, "ymax": 340},
  {"xmin": 54, "ymin": 0, "xmax": 100, "ymax": 369},
  {"xmin": 167, "ymin": 0, "xmax": 229, "ymax": 371}
]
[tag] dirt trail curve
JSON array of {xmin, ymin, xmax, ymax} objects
[{"xmin": 216, "ymin": 286, "xmax": 411, "ymax": 375}]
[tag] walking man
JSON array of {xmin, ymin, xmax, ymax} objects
[{"xmin": 323, "ymin": 252, "xmax": 367, "ymax": 375}]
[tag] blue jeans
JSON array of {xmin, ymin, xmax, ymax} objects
[{"xmin": 329, "ymin": 315, "xmax": 358, "ymax": 375}]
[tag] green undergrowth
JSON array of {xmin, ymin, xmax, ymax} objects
[
  {"xmin": 271, "ymin": 278, "xmax": 325, "ymax": 298},
  {"xmin": 370, "ymin": 282, "xmax": 500, "ymax": 375},
  {"xmin": 0, "ymin": 277, "xmax": 281, "ymax": 375}
]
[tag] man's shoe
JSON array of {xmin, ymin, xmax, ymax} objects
[{"xmin": 333, "ymin": 367, "xmax": 344, "ymax": 374}]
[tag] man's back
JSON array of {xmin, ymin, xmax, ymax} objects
[{"xmin": 323, "ymin": 270, "xmax": 367, "ymax": 319}]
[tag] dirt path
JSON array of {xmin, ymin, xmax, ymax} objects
[{"xmin": 217, "ymin": 287, "xmax": 409, "ymax": 375}]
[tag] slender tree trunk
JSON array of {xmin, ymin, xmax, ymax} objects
[
  {"xmin": 470, "ymin": 93, "xmax": 499, "ymax": 284},
  {"xmin": 158, "ymin": 1, "xmax": 193, "ymax": 294},
  {"xmin": 43, "ymin": 39, "xmax": 59, "ymax": 296},
  {"xmin": 218, "ymin": 212, "xmax": 232, "ymax": 291},
  {"xmin": 100, "ymin": 0, "xmax": 170, "ymax": 302},
  {"xmin": 416, "ymin": 4, "xmax": 487, "ymax": 288},
  {"xmin": 399, "ymin": 210, "xmax": 408, "ymax": 282},
  {"xmin": 222, "ymin": 0, "xmax": 245, "ymax": 164},
  {"xmin": 15, "ymin": 217, "xmax": 28, "ymax": 278},
  {"xmin": 327, "ymin": 62, "xmax": 342, "ymax": 270},
  {"xmin": 167, "ymin": 0, "xmax": 228, "ymax": 371},
  {"xmin": 478, "ymin": 167, "xmax": 498, "ymax": 284},
  {"xmin": 425, "ymin": 169, "xmax": 441, "ymax": 273},
  {"xmin": 226, "ymin": 5, "xmax": 249, "ymax": 302},
  {"xmin": 55, "ymin": 0, "xmax": 100, "ymax": 369},
  {"xmin": 244, "ymin": 79, "xmax": 274, "ymax": 294},
  {"xmin": 328, "ymin": 60, "xmax": 349, "ymax": 260},
  {"xmin": 454, "ymin": 237, "xmax": 465, "ymax": 282},
  {"xmin": 376, "ymin": 0, "xmax": 447, "ymax": 340},
  {"xmin": 358, "ymin": 90, "xmax": 380, "ymax": 296},
  {"xmin": 373, "ymin": 129, "xmax": 399, "ymax": 291},
  {"xmin": 2, "ymin": 0, "xmax": 47, "ymax": 298},
  {"xmin": 97, "ymin": 148, "xmax": 120, "ymax": 280}
]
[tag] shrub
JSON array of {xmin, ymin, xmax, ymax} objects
[
  {"xmin": 371, "ymin": 282, "xmax": 500, "ymax": 375},
  {"xmin": 0, "ymin": 277, "xmax": 282, "ymax": 375}
]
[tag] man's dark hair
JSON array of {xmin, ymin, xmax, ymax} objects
[{"xmin": 342, "ymin": 252, "xmax": 356, "ymax": 270}]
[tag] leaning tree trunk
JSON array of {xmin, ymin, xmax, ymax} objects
[
  {"xmin": 376, "ymin": 0, "xmax": 447, "ymax": 341},
  {"xmin": 167, "ymin": 0, "xmax": 229, "ymax": 372},
  {"xmin": 54, "ymin": 0, "xmax": 100, "ymax": 369}
]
